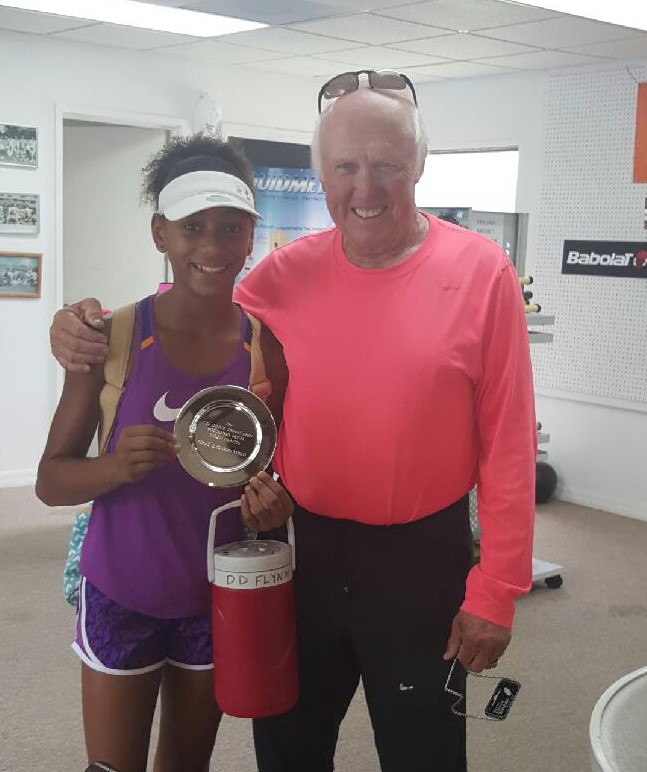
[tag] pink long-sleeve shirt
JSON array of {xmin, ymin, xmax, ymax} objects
[{"xmin": 234, "ymin": 214, "xmax": 536, "ymax": 627}]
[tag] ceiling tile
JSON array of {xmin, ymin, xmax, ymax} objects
[
  {"xmin": 53, "ymin": 24, "xmax": 199, "ymax": 50},
  {"xmin": 187, "ymin": 0, "xmax": 349, "ymax": 24},
  {"xmin": 407, "ymin": 60, "xmax": 517, "ymax": 79},
  {"xmin": 477, "ymin": 49, "xmax": 612, "ymax": 71},
  {"xmin": 220, "ymin": 26, "xmax": 359, "ymax": 53},
  {"xmin": 406, "ymin": 70, "xmax": 446, "ymax": 83},
  {"xmin": 565, "ymin": 35, "xmax": 647, "ymax": 61},
  {"xmin": 315, "ymin": 45, "xmax": 449, "ymax": 68},
  {"xmin": 388, "ymin": 32, "xmax": 539, "ymax": 60},
  {"xmin": 311, "ymin": 0, "xmax": 413, "ymax": 9},
  {"xmin": 155, "ymin": 39, "xmax": 287, "ymax": 63},
  {"xmin": 375, "ymin": 0, "xmax": 559, "ymax": 33},
  {"xmin": 123, "ymin": 0, "xmax": 195, "ymax": 4},
  {"xmin": 479, "ymin": 17, "xmax": 645, "ymax": 49},
  {"xmin": 0, "ymin": 7, "xmax": 95, "ymax": 35},
  {"xmin": 3, "ymin": 0, "xmax": 645, "ymax": 87},
  {"xmin": 245, "ymin": 56, "xmax": 350, "ymax": 77},
  {"xmin": 289, "ymin": 13, "xmax": 444, "ymax": 45}
]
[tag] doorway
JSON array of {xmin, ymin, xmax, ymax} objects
[
  {"xmin": 62, "ymin": 120, "xmax": 169, "ymax": 311},
  {"xmin": 54, "ymin": 108, "xmax": 188, "ymax": 404}
]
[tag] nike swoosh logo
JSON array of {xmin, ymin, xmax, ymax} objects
[{"xmin": 153, "ymin": 392, "xmax": 183, "ymax": 423}]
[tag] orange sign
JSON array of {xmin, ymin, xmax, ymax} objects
[{"xmin": 634, "ymin": 83, "xmax": 647, "ymax": 183}]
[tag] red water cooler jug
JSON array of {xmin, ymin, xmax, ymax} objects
[{"xmin": 207, "ymin": 501, "xmax": 299, "ymax": 718}]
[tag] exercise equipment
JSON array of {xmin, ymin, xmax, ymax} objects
[{"xmin": 536, "ymin": 460, "xmax": 558, "ymax": 504}]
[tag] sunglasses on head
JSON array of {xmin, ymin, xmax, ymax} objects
[{"xmin": 317, "ymin": 69, "xmax": 418, "ymax": 113}]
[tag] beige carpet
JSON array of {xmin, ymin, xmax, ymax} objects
[{"xmin": 1, "ymin": 486, "xmax": 646, "ymax": 772}]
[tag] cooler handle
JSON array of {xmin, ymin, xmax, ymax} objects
[
  {"xmin": 207, "ymin": 500, "xmax": 242, "ymax": 583},
  {"xmin": 207, "ymin": 499, "xmax": 296, "ymax": 583},
  {"xmin": 273, "ymin": 472, "xmax": 296, "ymax": 571}
]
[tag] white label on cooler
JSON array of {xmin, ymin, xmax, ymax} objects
[{"xmin": 214, "ymin": 565, "xmax": 293, "ymax": 589}]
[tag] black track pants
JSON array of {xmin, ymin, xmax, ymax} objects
[{"xmin": 254, "ymin": 496, "xmax": 472, "ymax": 772}]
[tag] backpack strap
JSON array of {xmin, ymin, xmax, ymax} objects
[
  {"xmin": 245, "ymin": 312, "xmax": 273, "ymax": 403},
  {"xmin": 98, "ymin": 303, "xmax": 137, "ymax": 454},
  {"xmin": 97, "ymin": 304, "xmax": 277, "ymax": 453}
]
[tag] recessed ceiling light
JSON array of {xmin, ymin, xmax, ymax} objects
[
  {"xmin": 502, "ymin": 0, "xmax": 647, "ymax": 32},
  {"xmin": 0, "ymin": 0, "xmax": 267, "ymax": 37}
]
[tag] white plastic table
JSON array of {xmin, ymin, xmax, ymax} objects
[{"xmin": 590, "ymin": 666, "xmax": 647, "ymax": 771}]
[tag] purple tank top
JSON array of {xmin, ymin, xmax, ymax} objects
[{"xmin": 80, "ymin": 295, "xmax": 250, "ymax": 618}]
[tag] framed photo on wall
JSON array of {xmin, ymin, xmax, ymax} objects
[
  {"xmin": 0, "ymin": 251, "xmax": 42, "ymax": 298},
  {"xmin": 0, "ymin": 193, "xmax": 39, "ymax": 234},
  {"xmin": 0, "ymin": 123, "xmax": 38, "ymax": 168}
]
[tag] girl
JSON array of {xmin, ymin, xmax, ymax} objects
[{"xmin": 36, "ymin": 135, "xmax": 293, "ymax": 772}]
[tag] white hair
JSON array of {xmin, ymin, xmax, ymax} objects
[{"xmin": 310, "ymin": 96, "xmax": 429, "ymax": 180}]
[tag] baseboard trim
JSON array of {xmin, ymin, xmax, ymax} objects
[
  {"xmin": 557, "ymin": 486, "xmax": 647, "ymax": 523},
  {"xmin": 0, "ymin": 470, "xmax": 36, "ymax": 488}
]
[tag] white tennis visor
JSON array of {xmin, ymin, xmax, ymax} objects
[{"xmin": 157, "ymin": 170, "xmax": 262, "ymax": 221}]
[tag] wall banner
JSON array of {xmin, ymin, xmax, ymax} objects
[
  {"xmin": 241, "ymin": 166, "xmax": 332, "ymax": 276},
  {"xmin": 562, "ymin": 239, "xmax": 647, "ymax": 278}
]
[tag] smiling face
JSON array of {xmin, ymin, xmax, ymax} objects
[
  {"xmin": 152, "ymin": 206, "xmax": 253, "ymax": 298},
  {"xmin": 318, "ymin": 88, "xmax": 425, "ymax": 264}
]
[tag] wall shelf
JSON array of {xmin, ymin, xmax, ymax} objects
[
  {"xmin": 529, "ymin": 331, "xmax": 554, "ymax": 344},
  {"xmin": 526, "ymin": 314, "xmax": 555, "ymax": 326},
  {"xmin": 530, "ymin": 315, "xmax": 564, "ymax": 589}
]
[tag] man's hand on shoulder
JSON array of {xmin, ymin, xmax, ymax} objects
[
  {"xmin": 50, "ymin": 298, "xmax": 109, "ymax": 372},
  {"xmin": 443, "ymin": 609, "xmax": 511, "ymax": 674}
]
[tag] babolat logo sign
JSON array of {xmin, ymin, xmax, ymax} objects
[{"xmin": 562, "ymin": 240, "xmax": 647, "ymax": 278}]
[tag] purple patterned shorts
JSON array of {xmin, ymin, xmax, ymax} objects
[{"xmin": 73, "ymin": 578, "xmax": 213, "ymax": 674}]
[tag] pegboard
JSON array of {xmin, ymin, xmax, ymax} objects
[{"xmin": 531, "ymin": 66, "xmax": 647, "ymax": 407}]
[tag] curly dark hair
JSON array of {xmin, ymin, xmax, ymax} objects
[{"xmin": 141, "ymin": 134, "xmax": 254, "ymax": 209}]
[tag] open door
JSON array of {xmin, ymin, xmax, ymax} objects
[{"xmin": 62, "ymin": 121, "xmax": 169, "ymax": 311}]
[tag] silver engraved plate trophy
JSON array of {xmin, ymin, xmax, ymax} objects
[{"xmin": 174, "ymin": 385, "xmax": 277, "ymax": 487}]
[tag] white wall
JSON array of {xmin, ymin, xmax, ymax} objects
[
  {"xmin": 534, "ymin": 394, "xmax": 647, "ymax": 521},
  {"xmin": 419, "ymin": 68, "xmax": 647, "ymax": 523},
  {"xmin": 417, "ymin": 71, "xmax": 548, "ymax": 268},
  {"xmin": 0, "ymin": 29, "xmax": 317, "ymax": 487},
  {"xmin": 63, "ymin": 123, "xmax": 167, "ymax": 311}
]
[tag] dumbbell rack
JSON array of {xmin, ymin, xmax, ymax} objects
[{"xmin": 527, "ymin": 312, "xmax": 564, "ymax": 589}]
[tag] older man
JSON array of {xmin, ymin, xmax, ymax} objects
[{"xmin": 50, "ymin": 72, "xmax": 536, "ymax": 772}]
